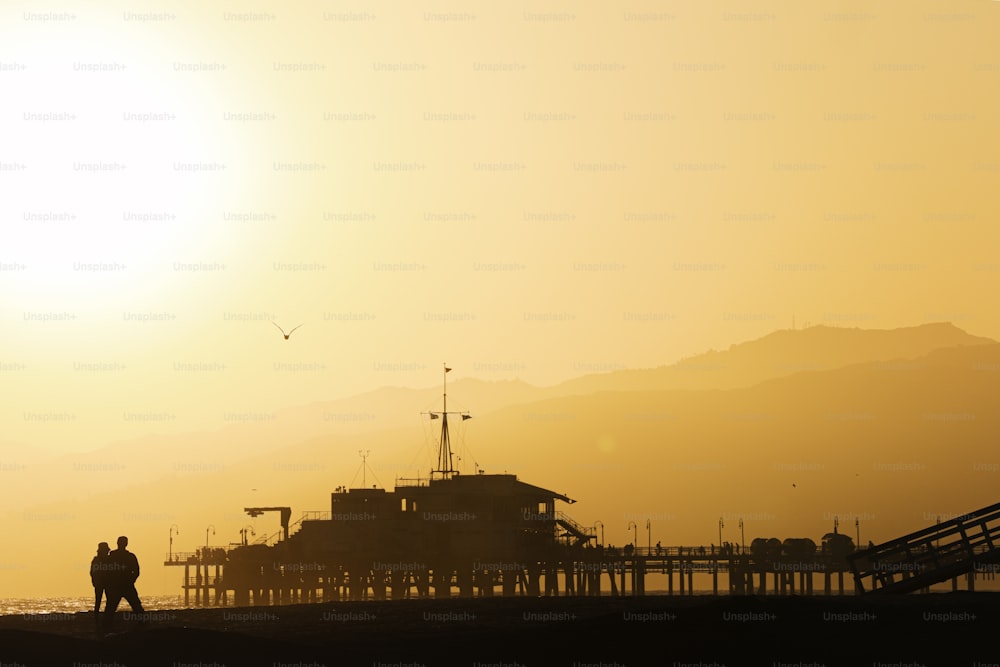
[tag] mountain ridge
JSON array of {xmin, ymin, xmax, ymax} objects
[{"xmin": 3, "ymin": 322, "xmax": 991, "ymax": 512}]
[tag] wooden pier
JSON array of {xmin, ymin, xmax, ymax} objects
[{"xmin": 164, "ymin": 541, "xmax": 872, "ymax": 606}]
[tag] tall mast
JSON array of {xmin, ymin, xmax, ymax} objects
[
  {"xmin": 438, "ymin": 363, "xmax": 452, "ymax": 474},
  {"xmin": 428, "ymin": 363, "xmax": 470, "ymax": 480}
]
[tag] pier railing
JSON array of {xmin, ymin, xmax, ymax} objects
[
  {"xmin": 163, "ymin": 547, "xmax": 234, "ymax": 566},
  {"xmin": 848, "ymin": 501, "xmax": 1000, "ymax": 594},
  {"xmin": 596, "ymin": 545, "xmax": 738, "ymax": 558}
]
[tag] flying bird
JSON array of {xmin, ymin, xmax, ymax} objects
[{"xmin": 272, "ymin": 321, "xmax": 303, "ymax": 340}]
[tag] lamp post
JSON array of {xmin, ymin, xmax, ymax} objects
[
  {"xmin": 169, "ymin": 524, "xmax": 180, "ymax": 561},
  {"xmin": 241, "ymin": 525, "xmax": 256, "ymax": 546},
  {"xmin": 739, "ymin": 518, "xmax": 745, "ymax": 553},
  {"xmin": 627, "ymin": 521, "xmax": 637, "ymax": 549},
  {"xmin": 718, "ymin": 517, "xmax": 724, "ymax": 552},
  {"xmin": 205, "ymin": 524, "xmax": 215, "ymax": 548},
  {"xmin": 646, "ymin": 519, "xmax": 651, "ymax": 553},
  {"xmin": 594, "ymin": 520, "xmax": 604, "ymax": 547},
  {"xmin": 855, "ymin": 517, "xmax": 860, "ymax": 549}
]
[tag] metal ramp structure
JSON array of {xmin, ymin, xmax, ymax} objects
[
  {"xmin": 554, "ymin": 511, "xmax": 596, "ymax": 547},
  {"xmin": 848, "ymin": 501, "xmax": 1000, "ymax": 594}
]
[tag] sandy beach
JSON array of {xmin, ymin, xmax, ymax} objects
[{"xmin": 0, "ymin": 592, "xmax": 994, "ymax": 666}]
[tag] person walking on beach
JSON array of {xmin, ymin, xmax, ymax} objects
[
  {"xmin": 103, "ymin": 535, "xmax": 144, "ymax": 631},
  {"xmin": 89, "ymin": 542, "xmax": 111, "ymax": 631}
]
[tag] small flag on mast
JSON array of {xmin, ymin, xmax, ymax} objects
[{"xmin": 445, "ymin": 367, "xmax": 452, "ymax": 373}]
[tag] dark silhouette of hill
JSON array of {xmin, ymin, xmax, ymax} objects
[
  {"xmin": 550, "ymin": 321, "xmax": 995, "ymax": 394},
  {"xmin": 5, "ymin": 322, "xmax": 991, "ymax": 515},
  {"xmin": 469, "ymin": 341, "xmax": 1000, "ymax": 548}
]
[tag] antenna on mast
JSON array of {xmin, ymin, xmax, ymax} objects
[{"xmin": 350, "ymin": 449, "xmax": 382, "ymax": 489}]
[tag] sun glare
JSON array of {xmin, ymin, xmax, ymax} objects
[{"xmin": 3, "ymin": 21, "xmax": 234, "ymax": 311}]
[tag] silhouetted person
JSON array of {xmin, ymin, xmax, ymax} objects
[
  {"xmin": 90, "ymin": 542, "xmax": 111, "ymax": 632},
  {"xmin": 103, "ymin": 535, "xmax": 144, "ymax": 632}
]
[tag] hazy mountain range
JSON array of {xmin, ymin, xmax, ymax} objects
[
  {"xmin": 4, "ymin": 322, "xmax": 999, "ymax": 597},
  {"xmin": 7, "ymin": 321, "xmax": 991, "ymax": 500}
]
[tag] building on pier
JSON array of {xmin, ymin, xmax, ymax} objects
[{"xmin": 166, "ymin": 364, "xmax": 600, "ymax": 604}]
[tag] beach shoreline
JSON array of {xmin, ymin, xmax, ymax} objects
[{"xmin": 0, "ymin": 592, "xmax": 994, "ymax": 666}]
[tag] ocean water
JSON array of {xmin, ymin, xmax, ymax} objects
[
  {"xmin": 1, "ymin": 595, "xmax": 186, "ymax": 617},
  {"xmin": 0, "ymin": 590, "xmax": 727, "ymax": 616},
  {"xmin": 1, "ymin": 591, "xmax": 687, "ymax": 616},
  {"xmin": 2, "ymin": 583, "xmax": 978, "ymax": 617}
]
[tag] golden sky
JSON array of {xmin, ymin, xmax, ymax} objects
[
  {"xmin": 4, "ymin": 0, "xmax": 997, "ymax": 451},
  {"xmin": 1, "ymin": 0, "xmax": 999, "ymax": 598}
]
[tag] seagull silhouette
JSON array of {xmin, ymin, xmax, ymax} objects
[{"xmin": 272, "ymin": 321, "xmax": 303, "ymax": 340}]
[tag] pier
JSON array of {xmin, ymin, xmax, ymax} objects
[
  {"xmin": 162, "ymin": 535, "xmax": 858, "ymax": 606},
  {"xmin": 165, "ymin": 510, "xmax": 1000, "ymax": 607}
]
